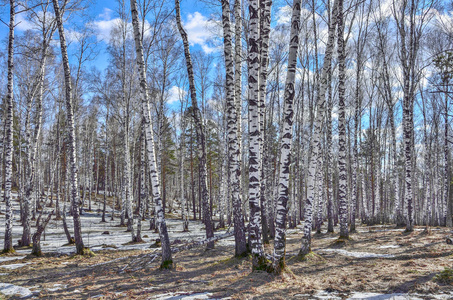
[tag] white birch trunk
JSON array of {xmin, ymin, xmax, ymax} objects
[
  {"xmin": 272, "ymin": 0, "xmax": 301, "ymax": 272},
  {"xmin": 52, "ymin": 0, "xmax": 85, "ymax": 254},
  {"xmin": 180, "ymin": 104, "xmax": 188, "ymax": 231},
  {"xmin": 221, "ymin": 0, "xmax": 247, "ymax": 256},
  {"xmin": 130, "ymin": 0, "xmax": 173, "ymax": 266},
  {"xmin": 259, "ymin": 0, "xmax": 272, "ymax": 245},
  {"xmin": 3, "ymin": 0, "xmax": 15, "ymax": 253},
  {"xmin": 300, "ymin": 0, "xmax": 338, "ymax": 256},
  {"xmin": 247, "ymin": 0, "xmax": 266, "ymax": 266},
  {"xmin": 337, "ymin": 0, "xmax": 349, "ymax": 239},
  {"xmin": 175, "ymin": 0, "xmax": 214, "ymax": 249}
]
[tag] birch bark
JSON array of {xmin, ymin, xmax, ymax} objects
[
  {"xmin": 272, "ymin": 0, "xmax": 301, "ymax": 273},
  {"xmin": 175, "ymin": 0, "xmax": 214, "ymax": 249},
  {"xmin": 258, "ymin": 0, "xmax": 272, "ymax": 245},
  {"xmin": 221, "ymin": 0, "xmax": 247, "ymax": 256},
  {"xmin": 3, "ymin": 0, "xmax": 15, "ymax": 253},
  {"xmin": 52, "ymin": 0, "xmax": 85, "ymax": 254},
  {"xmin": 300, "ymin": 0, "xmax": 338, "ymax": 256},
  {"xmin": 247, "ymin": 0, "xmax": 267, "ymax": 267},
  {"xmin": 130, "ymin": 0, "xmax": 173, "ymax": 267}
]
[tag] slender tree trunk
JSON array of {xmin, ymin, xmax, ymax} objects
[
  {"xmin": 444, "ymin": 95, "xmax": 451, "ymax": 227},
  {"xmin": 32, "ymin": 212, "xmax": 53, "ymax": 256},
  {"xmin": 130, "ymin": 0, "xmax": 173, "ymax": 267},
  {"xmin": 22, "ymin": 47, "xmax": 47, "ymax": 245},
  {"xmin": 247, "ymin": 0, "xmax": 266, "ymax": 267},
  {"xmin": 300, "ymin": 0, "xmax": 338, "ymax": 257},
  {"xmin": 221, "ymin": 0, "xmax": 247, "ymax": 256},
  {"xmin": 259, "ymin": 0, "xmax": 272, "ymax": 246},
  {"xmin": 52, "ymin": 0, "xmax": 85, "ymax": 254},
  {"xmin": 272, "ymin": 0, "xmax": 301, "ymax": 273},
  {"xmin": 3, "ymin": 0, "xmax": 15, "ymax": 253},
  {"xmin": 134, "ymin": 122, "xmax": 146, "ymax": 243},
  {"xmin": 102, "ymin": 107, "xmax": 109, "ymax": 222},
  {"xmin": 336, "ymin": 0, "xmax": 349, "ymax": 239},
  {"xmin": 175, "ymin": 0, "xmax": 214, "ymax": 249},
  {"xmin": 326, "ymin": 70, "xmax": 334, "ymax": 233},
  {"xmin": 180, "ymin": 103, "xmax": 189, "ymax": 231}
]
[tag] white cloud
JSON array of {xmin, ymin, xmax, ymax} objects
[
  {"xmin": 90, "ymin": 17, "xmax": 122, "ymax": 42},
  {"xmin": 99, "ymin": 7, "xmax": 113, "ymax": 20},
  {"xmin": 66, "ymin": 29, "xmax": 84, "ymax": 43},
  {"xmin": 183, "ymin": 12, "xmax": 218, "ymax": 54},
  {"xmin": 167, "ymin": 86, "xmax": 186, "ymax": 104},
  {"xmin": 90, "ymin": 7, "xmax": 153, "ymax": 44},
  {"xmin": 276, "ymin": 5, "xmax": 292, "ymax": 25},
  {"xmin": 16, "ymin": 12, "xmax": 34, "ymax": 31}
]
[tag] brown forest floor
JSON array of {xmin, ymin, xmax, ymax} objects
[{"xmin": 1, "ymin": 224, "xmax": 453, "ymax": 299}]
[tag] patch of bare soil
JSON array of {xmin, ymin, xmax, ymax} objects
[{"xmin": 2, "ymin": 225, "xmax": 453, "ymax": 299}]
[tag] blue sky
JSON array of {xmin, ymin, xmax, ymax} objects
[
  {"xmin": 0, "ymin": 0, "xmax": 220, "ymax": 70},
  {"xmin": 0, "ymin": 0, "xmax": 225, "ymax": 107}
]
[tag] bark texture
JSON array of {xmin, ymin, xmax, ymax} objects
[
  {"xmin": 221, "ymin": 0, "xmax": 247, "ymax": 256},
  {"xmin": 272, "ymin": 0, "xmax": 301, "ymax": 273},
  {"xmin": 52, "ymin": 0, "xmax": 85, "ymax": 254},
  {"xmin": 3, "ymin": 0, "xmax": 15, "ymax": 253},
  {"xmin": 130, "ymin": 0, "xmax": 173, "ymax": 266},
  {"xmin": 175, "ymin": 0, "xmax": 214, "ymax": 249}
]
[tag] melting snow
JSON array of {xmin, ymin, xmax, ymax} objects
[
  {"xmin": 0, "ymin": 282, "xmax": 33, "ymax": 298},
  {"xmin": 314, "ymin": 290, "xmax": 342, "ymax": 299},
  {"xmin": 0, "ymin": 256, "xmax": 26, "ymax": 263},
  {"xmin": 320, "ymin": 249, "xmax": 395, "ymax": 258},
  {"xmin": 347, "ymin": 293, "xmax": 423, "ymax": 299},
  {"xmin": 148, "ymin": 292, "xmax": 216, "ymax": 300},
  {"xmin": 0, "ymin": 193, "xmax": 232, "ymax": 257},
  {"xmin": 0, "ymin": 263, "xmax": 30, "ymax": 270},
  {"xmin": 47, "ymin": 283, "xmax": 67, "ymax": 292},
  {"xmin": 296, "ymin": 291, "xmax": 453, "ymax": 300},
  {"xmin": 379, "ymin": 245, "xmax": 400, "ymax": 249}
]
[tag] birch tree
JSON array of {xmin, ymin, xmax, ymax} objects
[
  {"xmin": 259, "ymin": 0, "xmax": 272, "ymax": 245},
  {"xmin": 247, "ymin": 0, "xmax": 266, "ymax": 268},
  {"xmin": 221, "ymin": 0, "xmax": 247, "ymax": 256},
  {"xmin": 175, "ymin": 0, "xmax": 214, "ymax": 249},
  {"xmin": 130, "ymin": 0, "xmax": 173, "ymax": 268},
  {"xmin": 272, "ymin": 0, "xmax": 301, "ymax": 273},
  {"xmin": 337, "ymin": 0, "xmax": 349, "ymax": 239},
  {"xmin": 300, "ymin": 0, "xmax": 338, "ymax": 257},
  {"xmin": 52, "ymin": 0, "xmax": 85, "ymax": 254},
  {"xmin": 2, "ymin": 0, "xmax": 15, "ymax": 254},
  {"xmin": 392, "ymin": 0, "xmax": 434, "ymax": 231}
]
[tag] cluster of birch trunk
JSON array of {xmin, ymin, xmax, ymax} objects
[{"xmin": 1, "ymin": 0, "xmax": 452, "ymax": 272}]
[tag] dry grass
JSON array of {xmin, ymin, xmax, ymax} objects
[{"xmin": 2, "ymin": 225, "xmax": 453, "ymax": 299}]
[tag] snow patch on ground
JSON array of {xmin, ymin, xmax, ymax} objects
[
  {"xmin": 314, "ymin": 290, "xmax": 341, "ymax": 299},
  {"xmin": 0, "ymin": 193, "xmax": 235, "ymax": 258},
  {"xmin": 296, "ymin": 291, "xmax": 453, "ymax": 300},
  {"xmin": 0, "ymin": 282, "xmax": 33, "ymax": 298},
  {"xmin": 0, "ymin": 263, "xmax": 31, "ymax": 270},
  {"xmin": 0, "ymin": 256, "xmax": 26, "ymax": 263},
  {"xmin": 320, "ymin": 249, "xmax": 395, "ymax": 258},
  {"xmin": 148, "ymin": 292, "xmax": 217, "ymax": 299},
  {"xmin": 379, "ymin": 245, "xmax": 400, "ymax": 249},
  {"xmin": 347, "ymin": 292, "xmax": 425, "ymax": 299},
  {"xmin": 47, "ymin": 283, "xmax": 67, "ymax": 292}
]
